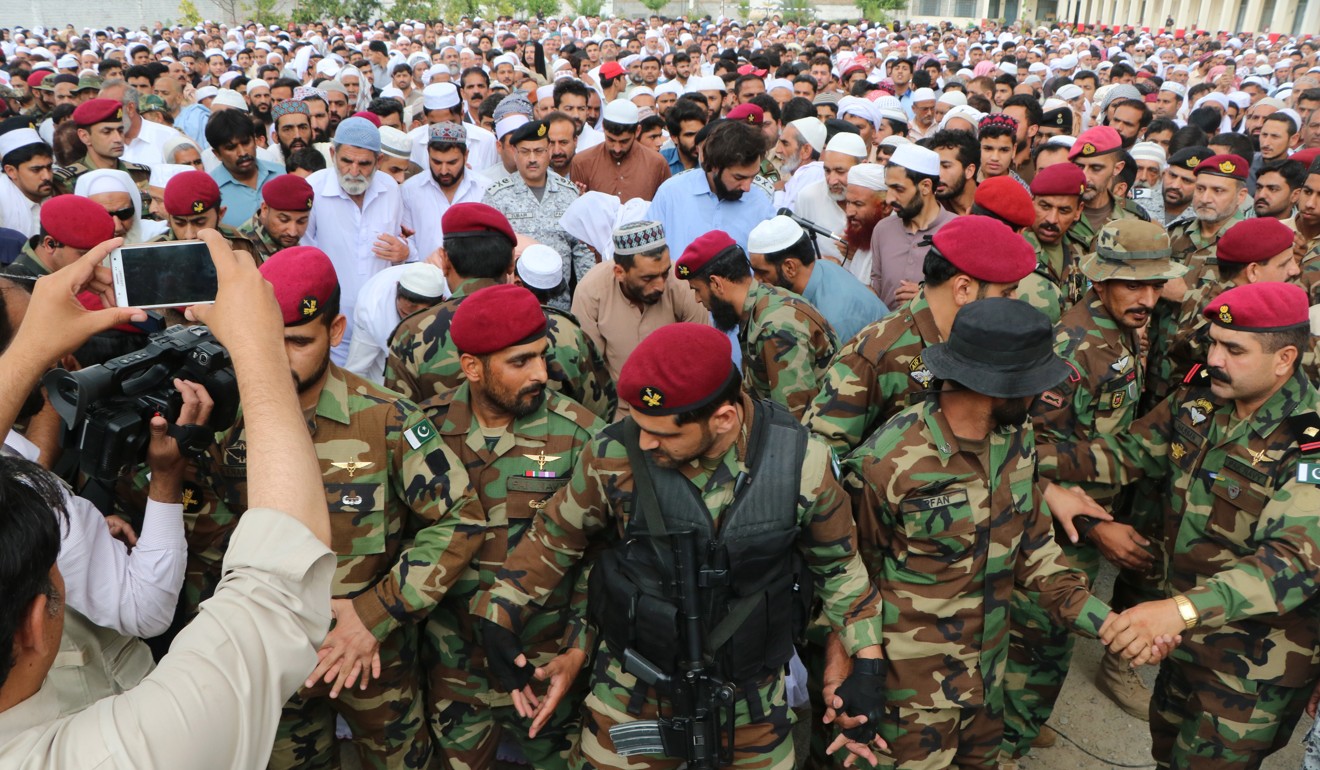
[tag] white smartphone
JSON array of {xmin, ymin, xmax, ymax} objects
[{"xmin": 110, "ymin": 240, "xmax": 218, "ymax": 309}]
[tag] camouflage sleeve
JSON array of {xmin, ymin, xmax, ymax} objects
[
  {"xmin": 804, "ymin": 344, "xmax": 892, "ymax": 455},
  {"xmin": 383, "ymin": 323, "xmax": 423, "ymax": 402},
  {"xmin": 1184, "ymin": 474, "xmax": 1320, "ymax": 627},
  {"xmin": 1017, "ymin": 273, "xmax": 1063, "ymax": 326},
  {"xmin": 798, "ymin": 438, "xmax": 883, "ymax": 655},
  {"xmin": 754, "ymin": 316, "xmax": 825, "ymax": 420},
  {"xmin": 1030, "ymin": 362, "xmax": 1086, "ymax": 445},
  {"xmin": 557, "ymin": 561, "xmax": 596, "ymax": 657},
  {"xmin": 472, "ymin": 435, "xmax": 615, "ymax": 633},
  {"xmin": 578, "ymin": 333, "xmax": 618, "ymax": 420},
  {"xmin": 352, "ymin": 400, "xmax": 484, "ymax": 640},
  {"xmin": 1037, "ymin": 392, "xmax": 1174, "ymax": 486},
  {"xmin": 1015, "ymin": 483, "xmax": 1112, "ymax": 637}
]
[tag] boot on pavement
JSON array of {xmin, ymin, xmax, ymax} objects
[
  {"xmin": 1032, "ymin": 725, "xmax": 1057, "ymax": 748},
  {"xmin": 1095, "ymin": 650, "xmax": 1150, "ymax": 719}
]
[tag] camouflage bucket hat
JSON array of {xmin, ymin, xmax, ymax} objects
[{"xmin": 1081, "ymin": 219, "xmax": 1188, "ymax": 283}]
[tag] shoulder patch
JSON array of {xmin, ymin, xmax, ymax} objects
[
  {"xmin": 403, "ymin": 418, "xmax": 440, "ymax": 449},
  {"xmin": 1039, "ymin": 390, "xmax": 1065, "ymax": 409},
  {"xmin": 1290, "ymin": 412, "xmax": 1320, "ymax": 453},
  {"xmin": 1065, "ymin": 361, "xmax": 1081, "ymax": 383}
]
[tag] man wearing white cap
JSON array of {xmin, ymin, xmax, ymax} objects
[
  {"xmin": 871, "ymin": 143, "xmax": 954, "ymax": 307},
  {"xmin": 794, "ymin": 132, "xmax": 869, "ymax": 265},
  {"xmin": 377, "ymin": 126, "xmax": 415, "ymax": 185},
  {"xmin": 1155, "ymin": 82, "xmax": 1185, "ymax": 122},
  {"xmin": 407, "ymin": 81, "xmax": 496, "ymax": 177},
  {"xmin": 345, "ymin": 261, "xmax": 448, "ymax": 384},
  {"xmin": 483, "ymin": 113, "xmax": 530, "ymax": 186},
  {"xmin": 570, "ymin": 98, "xmax": 670, "ymax": 200},
  {"xmin": 776, "ymin": 116, "xmax": 827, "ymax": 211},
  {"xmin": 749, "ymin": 214, "xmax": 887, "ymax": 342},
  {"xmin": 1130, "ymin": 141, "xmax": 1167, "ymax": 222},
  {"xmin": 908, "ymin": 87, "xmax": 938, "ymax": 140},
  {"xmin": 840, "ymin": 162, "xmax": 889, "ymax": 285},
  {"xmin": 0, "ymin": 129, "xmax": 54, "ymax": 237}
]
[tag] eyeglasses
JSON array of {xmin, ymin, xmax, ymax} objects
[{"xmin": 107, "ymin": 206, "xmax": 135, "ymax": 221}]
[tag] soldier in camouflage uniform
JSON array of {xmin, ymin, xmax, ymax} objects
[
  {"xmin": 1044, "ymin": 281, "xmax": 1320, "ymax": 770},
  {"xmin": 53, "ymin": 98, "xmax": 151, "ymax": 205},
  {"xmin": 1018, "ymin": 163, "xmax": 1088, "ymax": 324},
  {"xmin": 1001, "ymin": 221, "xmax": 1188, "ymax": 764},
  {"xmin": 803, "ymin": 216, "xmax": 1036, "ymax": 456},
  {"xmin": 472, "ymin": 322, "xmax": 889, "ymax": 770},
  {"xmin": 675, "ymin": 229, "xmax": 837, "ymax": 420},
  {"xmin": 186, "ymin": 247, "xmax": 472, "ymax": 770},
  {"xmin": 482, "ymin": 119, "xmax": 595, "ymax": 312},
  {"xmin": 419, "ymin": 284, "xmax": 604, "ymax": 770},
  {"xmin": 236, "ymin": 172, "xmax": 314, "ymax": 263},
  {"xmin": 1065, "ymin": 126, "xmax": 1151, "ymax": 254},
  {"xmin": 840, "ymin": 297, "xmax": 1128, "ymax": 770},
  {"xmin": 384, "ymin": 202, "xmax": 616, "ymax": 420},
  {"xmin": 153, "ymin": 170, "xmax": 258, "ymax": 258}
]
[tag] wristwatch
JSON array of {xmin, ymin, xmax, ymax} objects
[{"xmin": 1172, "ymin": 594, "xmax": 1199, "ymax": 630}]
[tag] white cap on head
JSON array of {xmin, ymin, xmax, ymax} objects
[
  {"xmin": 879, "ymin": 135, "xmax": 912, "ymax": 149},
  {"xmin": 824, "ymin": 132, "xmax": 868, "ymax": 159},
  {"xmin": 194, "ymin": 85, "xmax": 219, "ymax": 102},
  {"xmin": 517, "ymin": 244, "xmax": 564, "ymax": 290},
  {"xmin": 847, "ymin": 162, "xmax": 887, "ymax": 191},
  {"xmin": 788, "ymin": 117, "xmax": 826, "ymax": 155},
  {"xmin": 212, "ymin": 88, "xmax": 247, "ymax": 111},
  {"xmin": 911, "ymin": 87, "xmax": 936, "ymax": 103},
  {"xmin": 379, "ymin": 126, "xmax": 412, "ymax": 159},
  {"xmin": 889, "ymin": 143, "xmax": 939, "ymax": 176},
  {"xmin": 536, "ymin": 84, "xmax": 556, "ymax": 101},
  {"xmin": 495, "ymin": 113, "xmax": 529, "ymax": 140},
  {"xmin": 397, "ymin": 262, "xmax": 448, "ymax": 300},
  {"xmin": 422, "ymin": 82, "xmax": 460, "ymax": 111},
  {"xmin": 602, "ymin": 98, "xmax": 640, "ymax": 125},
  {"xmin": 1056, "ymin": 83, "xmax": 1083, "ymax": 101},
  {"xmin": 748, "ymin": 215, "xmax": 805, "ymax": 254},
  {"xmin": 1131, "ymin": 141, "xmax": 1166, "ymax": 167},
  {"xmin": 936, "ymin": 91, "xmax": 967, "ymax": 107},
  {"xmin": 0, "ymin": 129, "xmax": 45, "ymax": 160}
]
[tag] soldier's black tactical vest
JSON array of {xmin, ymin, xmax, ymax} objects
[{"xmin": 589, "ymin": 400, "xmax": 813, "ymax": 687}]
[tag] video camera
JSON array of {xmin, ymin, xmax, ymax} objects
[{"xmin": 43, "ymin": 325, "xmax": 239, "ymax": 480}]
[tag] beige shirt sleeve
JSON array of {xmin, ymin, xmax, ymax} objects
[{"xmin": 0, "ymin": 508, "xmax": 335, "ymax": 770}]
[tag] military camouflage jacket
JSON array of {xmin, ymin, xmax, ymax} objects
[
  {"xmin": 423, "ymin": 385, "xmax": 603, "ymax": 708},
  {"xmin": 804, "ymin": 289, "xmax": 942, "ymax": 455},
  {"xmin": 1066, "ymin": 197, "xmax": 1150, "ymax": 253},
  {"xmin": 385, "ymin": 276, "xmax": 617, "ymax": 419},
  {"xmin": 1018, "ymin": 229, "xmax": 1087, "ymax": 325},
  {"xmin": 54, "ymin": 155, "xmax": 151, "ymax": 206},
  {"xmin": 188, "ymin": 364, "xmax": 474, "ymax": 641},
  {"xmin": 739, "ymin": 281, "xmax": 838, "ymax": 420},
  {"xmin": 473, "ymin": 394, "xmax": 883, "ymax": 701},
  {"xmin": 236, "ymin": 213, "xmax": 283, "ymax": 263},
  {"xmin": 1039, "ymin": 368, "xmax": 1320, "ymax": 687},
  {"xmin": 150, "ymin": 222, "xmax": 258, "ymax": 259},
  {"xmin": 842, "ymin": 397, "xmax": 1111, "ymax": 710}
]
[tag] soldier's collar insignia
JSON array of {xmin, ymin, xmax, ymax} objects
[
  {"xmin": 640, "ymin": 386, "xmax": 664, "ymax": 408},
  {"xmin": 1218, "ymin": 304, "xmax": 1233, "ymax": 324},
  {"xmin": 192, "ymin": 200, "xmax": 206, "ymax": 214},
  {"xmin": 301, "ymin": 296, "xmax": 319, "ymax": 317},
  {"xmin": 1171, "ymin": 442, "xmax": 1186, "ymax": 461}
]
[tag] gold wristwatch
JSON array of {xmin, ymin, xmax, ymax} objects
[{"xmin": 1172, "ymin": 595, "xmax": 1199, "ymax": 630}]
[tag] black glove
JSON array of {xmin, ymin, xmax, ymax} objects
[
  {"xmin": 833, "ymin": 657, "xmax": 887, "ymax": 743},
  {"xmin": 479, "ymin": 619, "xmax": 534, "ymax": 692}
]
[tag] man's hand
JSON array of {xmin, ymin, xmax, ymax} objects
[
  {"xmin": 894, "ymin": 280, "xmax": 920, "ymax": 304},
  {"xmin": 510, "ymin": 648, "xmax": 587, "ymax": 738},
  {"xmin": 822, "ymin": 648, "xmax": 889, "ymax": 768},
  {"xmin": 479, "ymin": 618, "xmax": 535, "ymax": 692},
  {"xmin": 145, "ymin": 379, "xmax": 215, "ymax": 486},
  {"xmin": 1042, "ymin": 482, "xmax": 1114, "ymax": 543},
  {"xmin": 10, "ymin": 237, "xmax": 146, "ymax": 363},
  {"xmin": 306, "ymin": 599, "xmax": 382, "ymax": 698},
  {"xmin": 1307, "ymin": 676, "xmax": 1320, "ymax": 718},
  {"xmin": 105, "ymin": 515, "xmax": 138, "ymax": 547},
  {"xmin": 1088, "ymin": 522, "xmax": 1155, "ymax": 572},
  {"xmin": 372, "ymin": 233, "xmax": 410, "ymax": 264},
  {"xmin": 1099, "ymin": 599, "xmax": 1186, "ymax": 666}
]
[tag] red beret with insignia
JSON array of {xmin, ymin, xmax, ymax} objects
[
  {"xmin": 1030, "ymin": 161, "xmax": 1087, "ymax": 198},
  {"xmin": 930, "ymin": 215, "xmax": 1036, "ymax": 284},
  {"xmin": 974, "ymin": 176, "xmax": 1035, "ymax": 229},
  {"xmin": 26, "ymin": 71, "xmax": 51, "ymax": 90},
  {"xmin": 1068, "ymin": 125, "xmax": 1122, "ymax": 160},
  {"xmin": 40, "ymin": 195, "xmax": 114, "ymax": 250},
  {"xmin": 618, "ymin": 322, "xmax": 737, "ymax": 415},
  {"xmin": 676, "ymin": 230, "xmax": 741, "ymax": 280},
  {"xmin": 261, "ymin": 174, "xmax": 315, "ymax": 212},
  {"xmin": 259, "ymin": 245, "xmax": 339, "ymax": 326},
  {"xmin": 164, "ymin": 171, "xmax": 222, "ymax": 217},
  {"xmin": 1216, "ymin": 218, "xmax": 1295, "ymax": 264},
  {"xmin": 1203, "ymin": 282, "xmax": 1309, "ymax": 331},
  {"xmin": 725, "ymin": 103, "xmax": 765, "ymax": 125},
  {"xmin": 450, "ymin": 284, "xmax": 547, "ymax": 355},
  {"xmin": 441, "ymin": 202, "xmax": 515, "ymax": 246},
  {"xmin": 1193, "ymin": 153, "xmax": 1248, "ymax": 181},
  {"xmin": 71, "ymin": 97, "xmax": 125, "ymax": 128}
]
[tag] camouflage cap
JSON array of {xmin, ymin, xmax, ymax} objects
[
  {"xmin": 75, "ymin": 74, "xmax": 103, "ymax": 92},
  {"xmin": 1081, "ymin": 220, "xmax": 1188, "ymax": 283},
  {"xmin": 0, "ymin": 85, "xmax": 17, "ymax": 100},
  {"xmin": 138, "ymin": 94, "xmax": 167, "ymax": 113}
]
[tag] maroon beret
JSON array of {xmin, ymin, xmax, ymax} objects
[
  {"xmin": 1203, "ymin": 282, "xmax": 1308, "ymax": 331},
  {"xmin": 258, "ymin": 246, "xmax": 339, "ymax": 326},
  {"xmin": 1217, "ymin": 218, "xmax": 1295, "ymax": 264},
  {"xmin": 974, "ymin": 176, "xmax": 1035, "ymax": 229},
  {"xmin": 676, "ymin": 230, "xmax": 741, "ymax": 279},
  {"xmin": 725, "ymin": 103, "xmax": 765, "ymax": 125},
  {"xmin": 930, "ymin": 215, "xmax": 1036, "ymax": 284},
  {"xmin": 618, "ymin": 323, "xmax": 737, "ymax": 415},
  {"xmin": 441, "ymin": 202, "xmax": 515, "ymax": 246},
  {"xmin": 351, "ymin": 110, "xmax": 383, "ymax": 128},
  {"xmin": 1290, "ymin": 148, "xmax": 1320, "ymax": 170},
  {"xmin": 164, "ymin": 170, "xmax": 222, "ymax": 217},
  {"xmin": 26, "ymin": 71, "xmax": 51, "ymax": 90},
  {"xmin": 1193, "ymin": 153, "xmax": 1248, "ymax": 181},
  {"xmin": 261, "ymin": 174, "xmax": 314, "ymax": 212},
  {"xmin": 1068, "ymin": 125, "xmax": 1122, "ymax": 160},
  {"xmin": 450, "ymin": 284, "xmax": 547, "ymax": 355},
  {"xmin": 40, "ymin": 195, "xmax": 114, "ymax": 250},
  {"xmin": 72, "ymin": 98, "xmax": 124, "ymax": 127},
  {"xmin": 1030, "ymin": 161, "xmax": 1087, "ymax": 198}
]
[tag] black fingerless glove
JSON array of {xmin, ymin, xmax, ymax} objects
[
  {"xmin": 834, "ymin": 657, "xmax": 887, "ymax": 743},
  {"xmin": 479, "ymin": 619, "xmax": 534, "ymax": 691}
]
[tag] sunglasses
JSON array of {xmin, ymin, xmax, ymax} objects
[{"xmin": 107, "ymin": 206, "xmax": 135, "ymax": 221}]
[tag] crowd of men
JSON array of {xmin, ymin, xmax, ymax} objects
[{"xmin": 3, "ymin": 9, "xmax": 1320, "ymax": 770}]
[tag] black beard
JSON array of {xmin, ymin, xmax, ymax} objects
[
  {"xmin": 992, "ymin": 399, "xmax": 1028, "ymax": 427},
  {"xmin": 709, "ymin": 293, "xmax": 742, "ymax": 331},
  {"xmin": 293, "ymin": 355, "xmax": 330, "ymax": 395},
  {"xmin": 935, "ymin": 175, "xmax": 965, "ymax": 201},
  {"xmin": 896, "ymin": 193, "xmax": 924, "ymax": 222},
  {"xmin": 711, "ymin": 171, "xmax": 744, "ymax": 202}
]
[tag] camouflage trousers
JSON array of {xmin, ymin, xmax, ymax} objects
[
  {"xmin": 430, "ymin": 695, "xmax": 579, "ymax": 770},
  {"xmin": 574, "ymin": 655, "xmax": 794, "ymax": 770},
  {"xmin": 1150, "ymin": 659, "xmax": 1308, "ymax": 770},
  {"xmin": 863, "ymin": 704, "xmax": 1001, "ymax": 770},
  {"xmin": 269, "ymin": 623, "xmax": 432, "ymax": 770}
]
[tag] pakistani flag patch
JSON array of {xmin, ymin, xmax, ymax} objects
[
  {"xmin": 1297, "ymin": 462, "xmax": 1320, "ymax": 485},
  {"xmin": 404, "ymin": 419, "xmax": 439, "ymax": 449}
]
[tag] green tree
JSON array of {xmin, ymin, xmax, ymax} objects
[
  {"xmin": 244, "ymin": 0, "xmax": 285, "ymax": 25},
  {"xmin": 737, "ymin": 0, "xmax": 751, "ymax": 20},
  {"xmin": 525, "ymin": 0, "xmax": 560, "ymax": 17},
  {"xmin": 776, "ymin": 0, "xmax": 815, "ymax": 24},
  {"xmin": 291, "ymin": 0, "xmax": 344, "ymax": 23},
  {"xmin": 855, "ymin": 0, "xmax": 904, "ymax": 21},
  {"xmin": 638, "ymin": 0, "xmax": 669, "ymax": 13},
  {"xmin": 178, "ymin": 0, "xmax": 202, "ymax": 25},
  {"xmin": 565, "ymin": 0, "xmax": 603, "ymax": 14},
  {"xmin": 390, "ymin": 0, "xmax": 438, "ymax": 18},
  {"xmin": 343, "ymin": 0, "xmax": 383, "ymax": 19}
]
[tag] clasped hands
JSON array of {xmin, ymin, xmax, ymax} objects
[{"xmin": 1098, "ymin": 599, "xmax": 1186, "ymax": 667}]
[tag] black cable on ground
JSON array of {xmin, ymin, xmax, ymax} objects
[{"xmin": 1043, "ymin": 725, "xmax": 1158, "ymax": 769}]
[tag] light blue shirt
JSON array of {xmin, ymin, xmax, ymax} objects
[
  {"xmin": 211, "ymin": 159, "xmax": 284, "ymax": 229},
  {"xmin": 646, "ymin": 168, "xmax": 775, "ymax": 257},
  {"xmin": 799, "ymin": 259, "xmax": 888, "ymax": 344},
  {"xmin": 174, "ymin": 104, "xmax": 211, "ymax": 150}
]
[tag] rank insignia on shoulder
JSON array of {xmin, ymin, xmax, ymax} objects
[
  {"xmin": 1290, "ymin": 413, "xmax": 1320, "ymax": 452},
  {"xmin": 1183, "ymin": 364, "xmax": 1210, "ymax": 384},
  {"xmin": 1039, "ymin": 390, "xmax": 1065, "ymax": 408}
]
